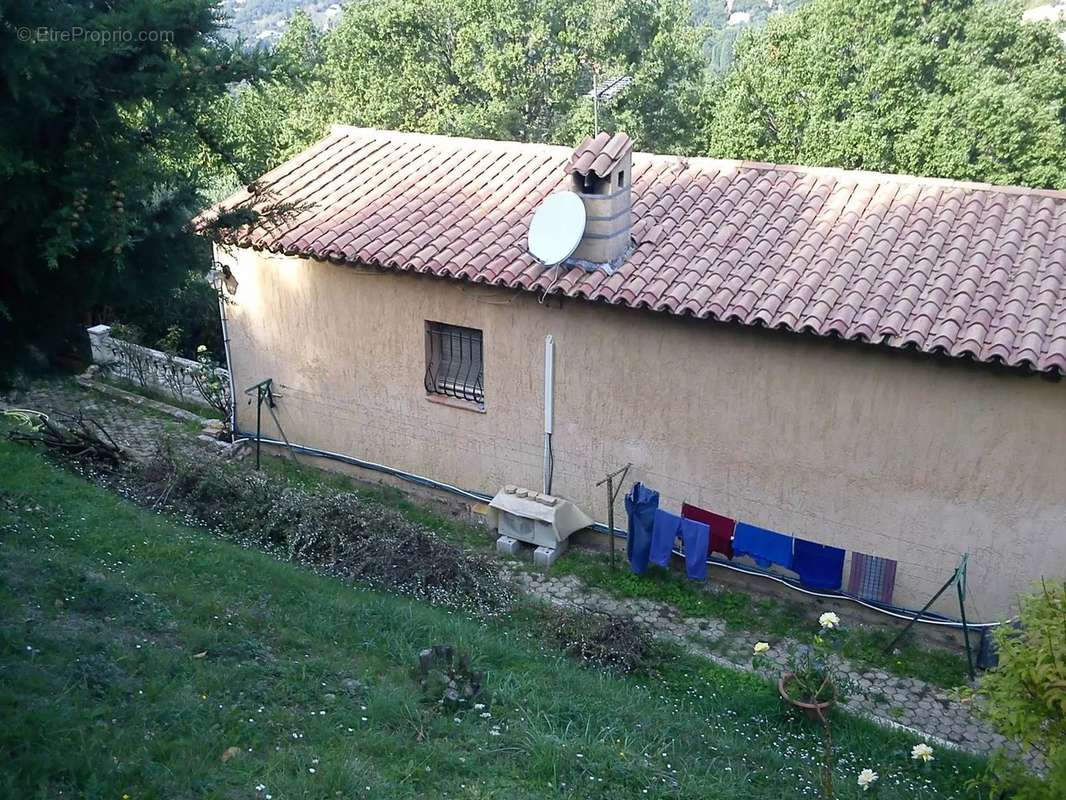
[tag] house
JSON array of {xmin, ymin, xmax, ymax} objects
[{"xmin": 197, "ymin": 126, "xmax": 1066, "ymax": 620}]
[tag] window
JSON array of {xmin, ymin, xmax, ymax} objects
[
  {"xmin": 424, "ymin": 321, "xmax": 484, "ymax": 405},
  {"xmin": 617, "ymin": 170, "xmax": 625, "ymax": 188}
]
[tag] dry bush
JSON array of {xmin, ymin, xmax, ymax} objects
[{"xmin": 131, "ymin": 447, "xmax": 513, "ymax": 614}]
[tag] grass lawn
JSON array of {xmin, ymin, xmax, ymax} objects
[{"xmin": 0, "ymin": 440, "xmax": 983, "ymax": 799}]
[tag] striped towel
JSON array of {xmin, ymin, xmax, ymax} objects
[{"xmin": 847, "ymin": 552, "xmax": 898, "ymax": 604}]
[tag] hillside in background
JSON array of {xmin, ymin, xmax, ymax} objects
[
  {"xmin": 218, "ymin": 0, "xmax": 805, "ymax": 65},
  {"xmin": 218, "ymin": 0, "xmax": 345, "ymax": 45},
  {"xmin": 693, "ymin": 0, "xmax": 808, "ymax": 71}
]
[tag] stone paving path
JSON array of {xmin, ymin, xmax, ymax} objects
[
  {"xmin": 3, "ymin": 378, "xmax": 1012, "ymax": 758},
  {"xmin": 1, "ymin": 377, "xmax": 207, "ymax": 456}
]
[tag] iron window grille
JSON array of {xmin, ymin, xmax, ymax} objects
[{"xmin": 424, "ymin": 321, "xmax": 484, "ymax": 404}]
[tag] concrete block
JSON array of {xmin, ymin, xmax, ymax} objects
[
  {"xmin": 533, "ymin": 541, "xmax": 567, "ymax": 568},
  {"xmin": 495, "ymin": 535, "xmax": 522, "ymax": 556}
]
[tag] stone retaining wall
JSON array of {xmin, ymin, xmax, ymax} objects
[{"xmin": 86, "ymin": 324, "xmax": 230, "ymax": 413}]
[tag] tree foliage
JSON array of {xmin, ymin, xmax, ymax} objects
[
  {"xmin": 705, "ymin": 0, "xmax": 1066, "ymax": 188},
  {"xmin": 214, "ymin": 0, "xmax": 710, "ymax": 178},
  {"xmin": 977, "ymin": 582, "xmax": 1066, "ymax": 799},
  {"xmin": 0, "ymin": 0, "xmax": 261, "ymax": 368},
  {"xmin": 5, "ymin": 0, "xmax": 1066, "ymax": 372}
]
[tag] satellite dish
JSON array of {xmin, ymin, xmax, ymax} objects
[{"xmin": 528, "ymin": 191, "xmax": 586, "ymax": 266}]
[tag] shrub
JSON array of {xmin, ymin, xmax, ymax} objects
[
  {"xmin": 976, "ymin": 581, "xmax": 1066, "ymax": 799},
  {"xmin": 542, "ymin": 607, "xmax": 658, "ymax": 674}
]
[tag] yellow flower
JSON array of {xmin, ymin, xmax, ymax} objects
[{"xmin": 753, "ymin": 642, "xmax": 770, "ymax": 654}]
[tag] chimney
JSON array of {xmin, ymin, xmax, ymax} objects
[{"xmin": 565, "ymin": 132, "xmax": 633, "ymax": 265}]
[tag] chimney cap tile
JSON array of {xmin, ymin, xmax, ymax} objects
[{"xmin": 566, "ymin": 132, "xmax": 633, "ymax": 179}]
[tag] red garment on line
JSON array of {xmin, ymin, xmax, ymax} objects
[{"xmin": 681, "ymin": 502, "xmax": 735, "ymax": 560}]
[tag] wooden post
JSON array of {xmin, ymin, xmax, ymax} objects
[
  {"xmin": 596, "ymin": 463, "xmax": 631, "ymax": 572},
  {"xmin": 254, "ymin": 384, "xmax": 262, "ymax": 470},
  {"xmin": 607, "ymin": 474, "xmax": 615, "ymax": 571}
]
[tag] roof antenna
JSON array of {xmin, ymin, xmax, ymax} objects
[{"xmin": 592, "ymin": 68, "xmax": 599, "ymax": 135}]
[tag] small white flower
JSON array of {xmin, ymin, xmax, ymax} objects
[
  {"xmin": 819, "ymin": 611, "xmax": 841, "ymax": 630},
  {"xmin": 480, "ymin": 712, "xmax": 491, "ymax": 718},
  {"xmin": 473, "ymin": 703, "xmax": 485, "ymax": 710},
  {"xmin": 911, "ymin": 743, "xmax": 934, "ymax": 763},
  {"xmin": 489, "ymin": 729, "xmax": 501, "ymax": 736},
  {"xmin": 857, "ymin": 768, "xmax": 878, "ymax": 790},
  {"xmin": 197, "ymin": 344, "xmax": 208, "ymax": 353},
  {"xmin": 753, "ymin": 641, "xmax": 770, "ymax": 654}
]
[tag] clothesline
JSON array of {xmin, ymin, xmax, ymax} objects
[
  {"xmin": 602, "ymin": 527, "xmax": 1003, "ymax": 629},
  {"xmin": 620, "ymin": 482, "xmax": 1004, "ymax": 629}
]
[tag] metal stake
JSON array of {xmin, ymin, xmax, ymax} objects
[
  {"xmin": 884, "ymin": 554, "xmax": 973, "ymax": 682},
  {"xmin": 957, "ymin": 579, "xmax": 975, "ymax": 682},
  {"xmin": 884, "ymin": 573, "xmax": 956, "ymax": 654}
]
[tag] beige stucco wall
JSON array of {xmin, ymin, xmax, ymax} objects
[{"xmin": 218, "ymin": 245, "xmax": 1066, "ymax": 620}]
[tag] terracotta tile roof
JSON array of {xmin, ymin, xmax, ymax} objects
[
  {"xmin": 197, "ymin": 126, "xmax": 1066, "ymax": 374},
  {"xmin": 566, "ymin": 132, "xmax": 633, "ymax": 178}
]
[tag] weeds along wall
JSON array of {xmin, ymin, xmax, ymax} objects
[{"xmin": 215, "ymin": 245, "xmax": 1066, "ymax": 620}]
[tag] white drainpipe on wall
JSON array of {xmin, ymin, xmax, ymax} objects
[
  {"xmin": 213, "ymin": 247, "xmax": 239, "ymax": 436},
  {"xmin": 543, "ymin": 334, "xmax": 555, "ymax": 494}
]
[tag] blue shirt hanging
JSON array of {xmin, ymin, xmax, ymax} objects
[
  {"xmin": 680, "ymin": 517, "xmax": 710, "ymax": 581},
  {"xmin": 792, "ymin": 538, "xmax": 846, "ymax": 590},
  {"xmin": 625, "ymin": 482, "xmax": 659, "ymax": 575},
  {"xmin": 733, "ymin": 522, "xmax": 794, "ymax": 570},
  {"xmin": 650, "ymin": 508, "xmax": 682, "ymax": 568}
]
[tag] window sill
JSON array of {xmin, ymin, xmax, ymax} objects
[{"xmin": 425, "ymin": 393, "xmax": 486, "ymax": 414}]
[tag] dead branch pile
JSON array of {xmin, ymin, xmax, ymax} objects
[
  {"xmin": 130, "ymin": 446, "xmax": 513, "ymax": 614},
  {"xmin": 6, "ymin": 413, "xmax": 124, "ymax": 467},
  {"xmin": 542, "ymin": 607, "xmax": 659, "ymax": 674}
]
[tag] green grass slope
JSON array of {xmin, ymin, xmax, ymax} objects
[{"xmin": 0, "ymin": 440, "xmax": 982, "ymax": 798}]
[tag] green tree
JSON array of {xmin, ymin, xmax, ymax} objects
[
  {"xmin": 216, "ymin": 0, "xmax": 710, "ymax": 179},
  {"xmin": 0, "ymin": 0, "xmax": 260, "ymax": 370},
  {"xmin": 705, "ymin": 0, "xmax": 1066, "ymax": 188}
]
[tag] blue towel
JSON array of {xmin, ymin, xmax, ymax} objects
[
  {"xmin": 650, "ymin": 508, "xmax": 682, "ymax": 567},
  {"xmin": 681, "ymin": 518, "xmax": 710, "ymax": 581},
  {"xmin": 792, "ymin": 538, "xmax": 845, "ymax": 590},
  {"xmin": 733, "ymin": 522, "xmax": 794, "ymax": 569},
  {"xmin": 625, "ymin": 482, "xmax": 659, "ymax": 575}
]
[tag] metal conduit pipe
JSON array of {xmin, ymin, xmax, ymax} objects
[{"xmin": 232, "ymin": 430, "xmax": 1003, "ymax": 629}]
